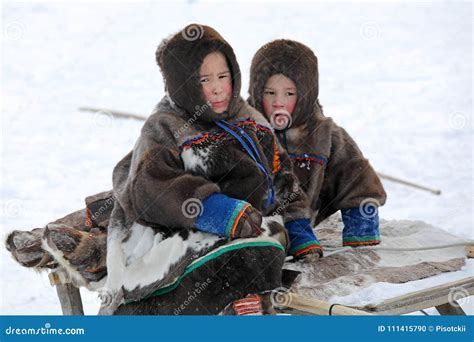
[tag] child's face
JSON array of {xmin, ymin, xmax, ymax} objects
[
  {"xmin": 262, "ymin": 74, "xmax": 298, "ymax": 117},
  {"xmin": 199, "ymin": 52, "xmax": 233, "ymax": 114}
]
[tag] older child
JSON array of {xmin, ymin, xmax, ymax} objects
[
  {"xmin": 248, "ymin": 39, "xmax": 387, "ymax": 259},
  {"xmin": 103, "ymin": 27, "xmax": 317, "ymax": 315}
]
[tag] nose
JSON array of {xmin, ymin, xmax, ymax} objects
[
  {"xmin": 273, "ymin": 95, "xmax": 285, "ymax": 108},
  {"xmin": 211, "ymin": 81, "xmax": 223, "ymax": 95}
]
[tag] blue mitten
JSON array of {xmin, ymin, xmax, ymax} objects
[
  {"xmin": 195, "ymin": 194, "xmax": 262, "ymax": 238},
  {"xmin": 341, "ymin": 207, "xmax": 381, "ymax": 247},
  {"xmin": 285, "ymin": 218, "xmax": 323, "ymax": 258}
]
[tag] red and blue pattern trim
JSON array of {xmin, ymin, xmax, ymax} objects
[
  {"xmin": 289, "ymin": 153, "xmax": 328, "ymax": 168},
  {"xmin": 179, "ymin": 118, "xmax": 281, "ymax": 174},
  {"xmin": 180, "ymin": 118, "xmax": 271, "ymax": 150}
]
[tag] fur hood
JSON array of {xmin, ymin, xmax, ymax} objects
[
  {"xmin": 156, "ymin": 23, "xmax": 242, "ymax": 123},
  {"xmin": 248, "ymin": 39, "xmax": 322, "ymax": 128}
]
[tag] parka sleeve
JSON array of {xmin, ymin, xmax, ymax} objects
[
  {"xmin": 329, "ymin": 126, "xmax": 387, "ymax": 211},
  {"xmin": 113, "ymin": 119, "xmax": 250, "ymax": 234}
]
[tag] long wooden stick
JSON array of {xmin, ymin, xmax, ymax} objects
[
  {"xmin": 377, "ymin": 172, "xmax": 441, "ymax": 195},
  {"xmin": 78, "ymin": 106, "xmax": 147, "ymax": 121},
  {"xmin": 282, "ymin": 293, "xmax": 372, "ymax": 315},
  {"xmin": 78, "ymin": 106, "xmax": 442, "ymax": 195}
]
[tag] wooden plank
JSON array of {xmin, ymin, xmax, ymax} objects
[
  {"xmin": 49, "ymin": 270, "xmax": 84, "ymax": 316},
  {"xmin": 55, "ymin": 283, "xmax": 84, "ymax": 315},
  {"xmin": 361, "ymin": 277, "xmax": 474, "ymax": 315},
  {"xmin": 435, "ymin": 302, "xmax": 466, "ymax": 315},
  {"xmin": 283, "ymin": 277, "xmax": 473, "ymax": 316},
  {"xmin": 282, "ymin": 293, "xmax": 372, "ymax": 315}
]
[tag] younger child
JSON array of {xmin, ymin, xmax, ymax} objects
[{"xmin": 248, "ymin": 39, "xmax": 387, "ymax": 259}]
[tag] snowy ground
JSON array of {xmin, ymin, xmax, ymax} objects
[{"xmin": 1, "ymin": 1, "xmax": 472, "ymax": 315}]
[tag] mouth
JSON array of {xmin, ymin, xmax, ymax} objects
[
  {"xmin": 210, "ymin": 99, "xmax": 229, "ymax": 111},
  {"xmin": 211, "ymin": 100, "xmax": 227, "ymax": 107}
]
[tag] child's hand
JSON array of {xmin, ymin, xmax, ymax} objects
[{"xmin": 232, "ymin": 206, "xmax": 263, "ymax": 238}]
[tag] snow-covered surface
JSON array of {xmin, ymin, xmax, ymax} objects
[
  {"xmin": 287, "ymin": 216, "xmax": 473, "ymax": 311},
  {"xmin": 1, "ymin": 1, "xmax": 472, "ymax": 315},
  {"xmin": 330, "ymin": 259, "xmax": 474, "ymax": 308}
]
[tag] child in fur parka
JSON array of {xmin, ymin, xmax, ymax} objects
[
  {"xmin": 248, "ymin": 39, "xmax": 387, "ymax": 259},
  {"xmin": 102, "ymin": 26, "xmax": 318, "ymax": 315},
  {"xmin": 6, "ymin": 30, "xmax": 319, "ymax": 315}
]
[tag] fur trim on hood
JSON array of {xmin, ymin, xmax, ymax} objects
[
  {"xmin": 248, "ymin": 39, "xmax": 321, "ymax": 127},
  {"xmin": 156, "ymin": 23, "xmax": 242, "ymax": 123}
]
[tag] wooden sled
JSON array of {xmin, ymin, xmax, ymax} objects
[{"xmin": 49, "ymin": 246, "xmax": 474, "ymax": 316}]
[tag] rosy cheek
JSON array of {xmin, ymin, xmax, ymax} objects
[
  {"xmin": 285, "ymin": 99, "xmax": 297, "ymax": 114},
  {"xmin": 223, "ymin": 81, "xmax": 233, "ymax": 99},
  {"xmin": 262, "ymin": 98, "xmax": 272, "ymax": 118}
]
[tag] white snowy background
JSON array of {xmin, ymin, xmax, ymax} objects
[{"xmin": 1, "ymin": 0, "xmax": 472, "ymax": 315}]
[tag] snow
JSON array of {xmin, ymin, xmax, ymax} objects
[
  {"xmin": 1, "ymin": 1, "xmax": 472, "ymax": 315},
  {"xmin": 330, "ymin": 259, "xmax": 474, "ymax": 309}
]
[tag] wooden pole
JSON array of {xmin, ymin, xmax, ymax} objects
[
  {"xmin": 49, "ymin": 270, "xmax": 84, "ymax": 315},
  {"xmin": 435, "ymin": 302, "xmax": 466, "ymax": 315},
  {"xmin": 281, "ymin": 293, "xmax": 372, "ymax": 315},
  {"xmin": 78, "ymin": 106, "xmax": 147, "ymax": 121},
  {"xmin": 377, "ymin": 172, "xmax": 442, "ymax": 195}
]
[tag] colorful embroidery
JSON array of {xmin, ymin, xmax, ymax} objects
[
  {"xmin": 291, "ymin": 243, "xmax": 323, "ymax": 257},
  {"xmin": 179, "ymin": 118, "xmax": 266, "ymax": 151},
  {"xmin": 179, "ymin": 117, "xmax": 281, "ymax": 175},
  {"xmin": 271, "ymin": 139, "xmax": 281, "ymax": 174},
  {"xmin": 289, "ymin": 153, "xmax": 328, "ymax": 170},
  {"xmin": 342, "ymin": 237, "xmax": 381, "ymax": 247}
]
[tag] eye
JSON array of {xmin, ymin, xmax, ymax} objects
[
  {"xmin": 200, "ymin": 77, "xmax": 209, "ymax": 84},
  {"xmin": 264, "ymin": 90, "xmax": 275, "ymax": 96},
  {"xmin": 286, "ymin": 92, "xmax": 296, "ymax": 96},
  {"xmin": 219, "ymin": 74, "xmax": 229, "ymax": 79}
]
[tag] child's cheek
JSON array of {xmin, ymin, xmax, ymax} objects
[
  {"xmin": 224, "ymin": 81, "xmax": 233, "ymax": 99},
  {"xmin": 202, "ymin": 85, "xmax": 213, "ymax": 103},
  {"xmin": 285, "ymin": 100, "xmax": 297, "ymax": 114},
  {"xmin": 262, "ymin": 98, "xmax": 272, "ymax": 118}
]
